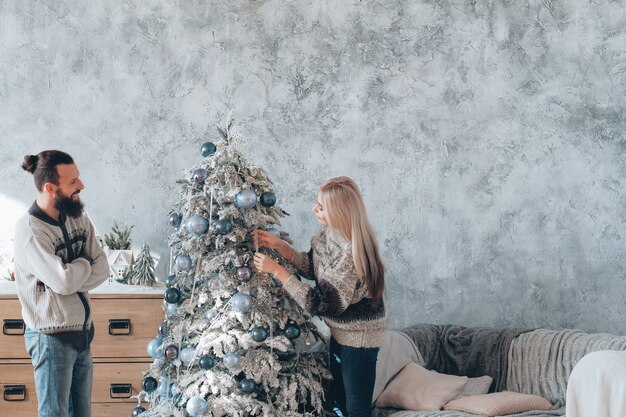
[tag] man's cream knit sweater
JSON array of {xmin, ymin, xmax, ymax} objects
[{"xmin": 13, "ymin": 202, "xmax": 109, "ymax": 346}]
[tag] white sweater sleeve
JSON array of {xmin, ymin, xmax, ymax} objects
[
  {"xmin": 23, "ymin": 233, "xmax": 93, "ymax": 296},
  {"xmin": 79, "ymin": 220, "xmax": 109, "ymax": 291}
]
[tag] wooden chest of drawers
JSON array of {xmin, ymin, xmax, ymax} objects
[{"xmin": 0, "ymin": 292, "xmax": 163, "ymax": 417}]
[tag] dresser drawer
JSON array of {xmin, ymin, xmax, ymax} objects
[
  {"xmin": 0, "ymin": 299, "xmax": 28, "ymax": 359},
  {"xmin": 91, "ymin": 296, "xmax": 163, "ymax": 359},
  {"xmin": 0, "ymin": 362, "xmax": 37, "ymax": 417},
  {"xmin": 0, "ymin": 296, "xmax": 164, "ymax": 360},
  {"xmin": 92, "ymin": 361, "xmax": 151, "ymax": 403},
  {"xmin": 0, "ymin": 361, "xmax": 151, "ymax": 416}
]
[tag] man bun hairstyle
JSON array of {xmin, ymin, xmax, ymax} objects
[
  {"xmin": 21, "ymin": 155, "xmax": 39, "ymax": 174},
  {"xmin": 22, "ymin": 150, "xmax": 74, "ymax": 192}
]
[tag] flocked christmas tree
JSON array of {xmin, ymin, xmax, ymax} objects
[
  {"xmin": 128, "ymin": 243, "xmax": 157, "ymax": 286},
  {"xmin": 134, "ymin": 115, "xmax": 329, "ymax": 417}
]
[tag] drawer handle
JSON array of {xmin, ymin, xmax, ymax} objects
[
  {"xmin": 3, "ymin": 385, "xmax": 26, "ymax": 401},
  {"xmin": 108, "ymin": 319, "xmax": 132, "ymax": 336},
  {"xmin": 110, "ymin": 383, "xmax": 132, "ymax": 398},
  {"xmin": 2, "ymin": 319, "xmax": 25, "ymax": 336}
]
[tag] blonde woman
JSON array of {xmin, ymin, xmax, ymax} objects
[{"xmin": 253, "ymin": 176, "xmax": 388, "ymax": 417}]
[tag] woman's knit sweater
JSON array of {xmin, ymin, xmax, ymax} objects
[{"xmin": 282, "ymin": 227, "xmax": 388, "ymax": 348}]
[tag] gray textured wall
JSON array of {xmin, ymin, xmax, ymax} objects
[{"xmin": 1, "ymin": 1, "xmax": 625, "ymax": 333}]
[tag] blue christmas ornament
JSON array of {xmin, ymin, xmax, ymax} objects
[
  {"xmin": 235, "ymin": 189, "xmax": 257, "ymax": 209},
  {"xmin": 266, "ymin": 227, "xmax": 280, "ymax": 237},
  {"xmin": 198, "ymin": 355, "xmax": 215, "ymax": 370},
  {"xmin": 203, "ymin": 309, "xmax": 218, "ymax": 324},
  {"xmin": 147, "ymin": 338, "xmax": 163, "ymax": 359},
  {"xmin": 260, "ymin": 192, "xmax": 277, "ymax": 207},
  {"xmin": 192, "ymin": 168, "xmax": 209, "ymax": 185},
  {"xmin": 180, "ymin": 347, "xmax": 196, "ymax": 365},
  {"xmin": 250, "ymin": 326, "xmax": 268, "ymax": 342},
  {"xmin": 223, "ymin": 352, "xmax": 241, "ymax": 369},
  {"xmin": 175, "ymin": 254, "xmax": 192, "ymax": 272},
  {"xmin": 157, "ymin": 377, "xmax": 170, "ymax": 397},
  {"xmin": 169, "ymin": 382, "xmax": 177, "ymax": 397},
  {"xmin": 186, "ymin": 396, "xmax": 208, "ymax": 417},
  {"xmin": 141, "ymin": 376, "xmax": 158, "ymax": 393},
  {"xmin": 165, "ymin": 302, "xmax": 178, "ymax": 316},
  {"xmin": 239, "ymin": 379, "xmax": 257, "ymax": 394},
  {"xmin": 132, "ymin": 405, "xmax": 146, "ymax": 416},
  {"xmin": 284, "ymin": 322, "xmax": 301, "ymax": 340},
  {"xmin": 237, "ymin": 266, "xmax": 252, "ymax": 282},
  {"xmin": 164, "ymin": 274, "xmax": 176, "ymax": 288},
  {"xmin": 201, "ymin": 142, "xmax": 217, "ymax": 157},
  {"xmin": 164, "ymin": 288, "xmax": 182, "ymax": 304},
  {"xmin": 187, "ymin": 214, "xmax": 209, "ymax": 235},
  {"xmin": 164, "ymin": 344, "xmax": 179, "ymax": 360},
  {"xmin": 168, "ymin": 212, "xmax": 182, "ymax": 228},
  {"xmin": 214, "ymin": 219, "xmax": 232, "ymax": 235},
  {"xmin": 231, "ymin": 292, "xmax": 253, "ymax": 314}
]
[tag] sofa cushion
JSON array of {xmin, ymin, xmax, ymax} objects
[
  {"xmin": 374, "ymin": 330, "xmax": 425, "ymax": 402},
  {"xmin": 375, "ymin": 362, "xmax": 468, "ymax": 411},
  {"xmin": 443, "ymin": 391, "xmax": 552, "ymax": 416},
  {"xmin": 453, "ymin": 375, "xmax": 493, "ymax": 399}
]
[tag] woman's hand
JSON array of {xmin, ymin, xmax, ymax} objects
[
  {"xmin": 251, "ymin": 229, "xmax": 284, "ymax": 250},
  {"xmin": 253, "ymin": 253, "xmax": 290, "ymax": 283}
]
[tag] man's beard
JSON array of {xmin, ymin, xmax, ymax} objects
[{"xmin": 54, "ymin": 189, "xmax": 85, "ymax": 219}]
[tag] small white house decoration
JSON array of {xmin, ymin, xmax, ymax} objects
[{"xmin": 106, "ymin": 249, "xmax": 134, "ymax": 283}]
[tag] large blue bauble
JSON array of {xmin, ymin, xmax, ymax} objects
[
  {"xmin": 192, "ymin": 168, "xmax": 209, "ymax": 185},
  {"xmin": 168, "ymin": 212, "xmax": 182, "ymax": 228},
  {"xmin": 235, "ymin": 189, "xmax": 257, "ymax": 209},
  {"xmin": 237, "ymin": 266, "xmax": 252, "ymax": 282},
  {"xmin": 284, "ymin": 322, "xmax": 301, "ymax": 340},
  {"xmin": 214, "ymin": 219, "xmax": 232, "ymax": 235},
  {"xmin": 201, "ymin": 142, "xmax": 217, "ymax": 157},
  {"xmin": 250, "ymin": 326, "xmax": 268, "ymax": 342},
  {"xmin": 164, "ymin": 288, "xmax": 182, "ymax": 304},
  {"xmin": 186, "ymin": 396, "xmax": 208, "ymax": 417},
  {"xmin": 260, "ymin": 192, "xmax": 277, "ymax": 207},
  {"xmin": 239, "ymin": 379, "xmax": 257, "ymax": 394},
  {"xmin": 175, "ymin": 254, "xmax": 192, "ymax": 272},
  {"xmin": 187, "ymin": 214, "xmax": 209, "ymax": 235},
  {"xmin": 147, "ymin": 338, "xmax": 163, "ymax": 359},
  {"xmin": 180, "ymin": 347, "xmax": 196, "ymax": 365},
  {"xmin": 141, "ymin": 376, "xmax": 158, "ymax": 393},
  {"xmin": 132, "ymin": 405, "xmax": 146, "ymax": 416},
  {"xmin": 223, "ymin": 352, "xmax": 241, "ymax": 369},
  {"xmin": 198, "ymin": 355, "xmax": 215, "ymax": 370},
  {"xmin": 231, "ymin": 292, "xmax": 253, "ymax": 314}
]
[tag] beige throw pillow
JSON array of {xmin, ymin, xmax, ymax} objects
[
  {"xmin": 443, "ymin": 391, "xmax": 552, "ymax": 416},
  {"xmin": 374, "ymin": 362, "xmax": 468, "ymax": 411},
  {"xmin": 453, "ymin": 375, "xmax": 494, "ymax": 399}
]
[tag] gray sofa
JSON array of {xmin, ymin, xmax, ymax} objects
[{"xmin": 372, "ymin": 324, "xmax": 626, "ymax": 417}]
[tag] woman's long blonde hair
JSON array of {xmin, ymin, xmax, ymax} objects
[{"xmin": 319, "ymin": 176, "xmax": 385, "ymax": 305}]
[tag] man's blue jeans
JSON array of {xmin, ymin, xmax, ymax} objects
[
  {"xmin": 24, "ymin": 329, "xmax": 93, "ymax": 417},
  {"xmin": 329, "ymin": 337, "xmax": 379, "ymax": 417}
]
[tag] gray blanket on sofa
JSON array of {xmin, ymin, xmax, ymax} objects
[{"xmin": 398, "ymin": 323, "xmax": 532, "ymax": 392}]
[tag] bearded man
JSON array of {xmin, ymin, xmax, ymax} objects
[{"xmin": 14, "ymin": 150, "xmax": 109, "ymax": 417}]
